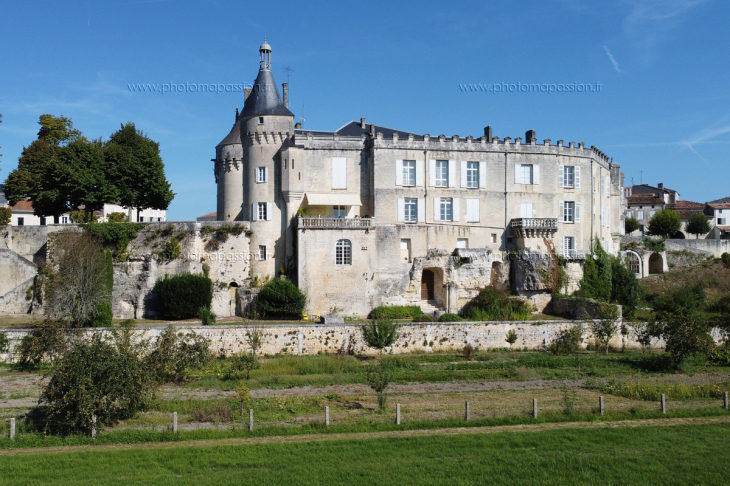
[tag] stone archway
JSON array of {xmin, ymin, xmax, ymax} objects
[
  {"xmin": 648, "ymin": 253, "xmax": 664, "ymax": 275},
  {"xmin": 421, "ymin": 269, "xmax": 435, "ymax": 300}
]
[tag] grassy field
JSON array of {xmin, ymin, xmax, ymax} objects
[{"xmin": 0, "ymin": 422, "xmax": 728, "ymax": 485}]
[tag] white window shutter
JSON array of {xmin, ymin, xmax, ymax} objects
[
  {"xmin": 252, "ymin": 203, "xmax": 258, "ymax": 221},
  {"xmin": 514, "ymin": 163, "xmax": 521, "ymax": 184},
  {"xmin": 266, "ymin": 202, "xmax": 272, "ymax": 221},
  {"xmin": 527, "ymin": 203, "xmax": 533, "ymax": 218},
  {"xmin": 575, "ymin": 202, "xmax": 581, "ymax": 223},
  {"xmin": 575, "ymin": 166, "xmax": 581, "ymax": 188},
  {"xmin": 395, "ymin": 160, "xmax": 403, "ymax": 186},
  {"xmin": 332, "ymin": 157, "xmax": 347, "ymax": 189},
  {"xmin": 397, "ymin": 198, "xmax": 405, "ymax": 222},
  {"xmin": 433, "ymin": 197, "xmax": 441, "ymax": 221},
  {"xmin": 429, "ymin": 160, "xmax": 436, "ymax": 187},
  {"xmin": 452, "ymin": 198, "xmax": 460, "ymax": 221},
  {"xmin": 416, "ymin": 160, "xmax": 424, "ymax": 186},
  {"xmin": 479, "ymin": 161, "xmax": 487, "ymax": 188},
  {"xmin": 448, "ymin": 160, "xmax": 456, "ymax": 187},
  {"xmin": 533, "ymin": 165, "xmax": 540, "ymax": 184},
  {"xmin": 558, "ymin": 165, "xmax": 564, "ymax": 187},
  {"xmin": 264, "ymin": 167, "xmax": 269, "ymax": 182},
  {"xmin": 460, "ymin": 161, "xmax": 468, "ymax": 188},
  {"xmin": 559, "ymin": 201, "xmax": 564, "ymax": 222},
  {"xmin": 417, "ymin": 198, "xmax": 425, "ymax": 222},
  {"xmin": 467, "ymin": 198, "xmax": 479, "ymax": 223},
  {"xmin": 607, "ymin": 207, "xmax": 610, "ymax": 227}
]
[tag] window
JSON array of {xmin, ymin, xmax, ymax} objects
[
  {"xmin": 627, "ymin": 252, "xmax": 641, "ymax": 275},
  {"xmin": 563, "ymin": 166, "xmax": 574, "ymax": 187},
  {"xmin": 490, "ymin": 233, "xmax": 497, "ymax": 243},
  {"xmin": 626, "ymin": 211, "xmax": 632, "ymax": 219},
  {"xmin": 256, "ymin": 167, "xmax": 267, "ymax": 183},
  {"xmin": 466, "ymin": 162, "xmax": 479, "ymax": 188},
  {"xmin": 719, "ymin": 218, "xmax": 727, "ymax": 225},
  {"xmin": 258, "ymin": 202, "xmax": 267, "ymax": 221},
  {"xmin": 520, "ymin": 164, "xmax": 533, "ymax": 185},
  {"xmin": 40, "ymin": 217, "xmax": 46, "ymax": 226},
  {"xmin": 335, "ymin": 239, "xmax": 352, "ymax": 265},
  {"xmin": 259, "ymin": 245, "xmax": 266, "ymax": 260},
  {"xmin": 650, "ymin": 210, "xmax": 656, "ymax": 218},
  {"xmin": 638, "ymin": 210, "xmax": 644, "ymax": 220},
  {"xmin": 436, "ymin": 160, "xmax": 448, "ymax": 187},
  {"xmin": 440, "ymin": 198, "xmax": 453, "ymax": 221},
  {"xmin": 403, "ymin": 160, "xmax": 416, "ymax": 186},
  {"xmin": 563, "ymin": 202, "xmax": 575, "ymax": 223},
  {"xmin": 17, "ymin": 217, "xmax": 24, "ymax": 226},
  {"xmin": 138, "ymin": 216, "xmax": 144, "ymax": 222},
  {"xmin": 258, "ymin": 117, "xmax": 264, "ymax": 124},
  {"xmin": 333, "ymin": 205, "xmax": 346, "ymax": 218},
  {"xmin": 61, "ymin": 216, "xmax": 68, "ymax": 224},
  {"xmin": 400, "ymin": 239, "xmax": 411, "ymax": 262},
  {"xmin": 404, "ymin": 198, "xmax": 417, "ymax": 223},
  {"xmin": 563, "ymin": 236, "xmax": 575, "ymax": 257},
  {"xmin": 457, "ymin": 238, "xmax": 468, "ymax": 249}
]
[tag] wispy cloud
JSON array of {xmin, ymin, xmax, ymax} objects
[
  {"xmin": 602, "ymin": 46, "xmax": 622, "ymax": 72},
  {"xmin": 621, "ymin": 0, "xmax": 707, "ymax": 51}
]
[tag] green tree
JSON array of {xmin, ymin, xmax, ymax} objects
[
  {"xmin": 686, "ymin": 212, "xmax": 711, "ymax": 239},
  {"xmin": 366, "ymin": 363, "xmax": 392, "ymax": 412},
  {"xmin": 0, "ymin": 207, "xmax": 11, "ymax": 225},
  {"xmin": 37, "ymin": 114, "xmax": 85, "ymax": 146},
  {"xmin": 361, "ymin": 316, "xmax": 399, "ymax": 357},
  {"xmin": 579, "ymin": 239, "xmax": 612, "ymax": 301},
  {"xmin": 624, "ymin": 216, "xmax": 640, "ymax": 234},
  {"xmin": 647, "ymin": 209, "xmax": 682, "ymax": 239},
  {"xmin": 143, "ymin": 325, "xmax": 211, "ymax": 384},
  {"xmin": 105, "ymin": 123, "xmax": 174, "ymax": 221},
  {"xmin": 611, "ymin": 256, "xmax": 641, "ymax": 319},
  {"xmin": 590, "ymin": 303, "xmax": 619, "ymax": 355},
  {"xmin": 652, "ymin": 315, "xmax": 715, "ymax": 367}
]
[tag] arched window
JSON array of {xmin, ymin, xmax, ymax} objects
[
  {"xmin": 335, "ymin": 239, "xmax": 352, "ymax": 265},
  {"xmin": 627, "ymin": 252, "xmax": 641, "ymax": 275}
]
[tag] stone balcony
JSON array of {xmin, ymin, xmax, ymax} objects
[
  {"xmin": 510, "ymin": 218, "xmax": 558, "ymax": 238},
  {"xmin": 297, "ymin": 217, "xmax": 373, "ymax": 230}
]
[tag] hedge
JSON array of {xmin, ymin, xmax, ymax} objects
[
  {"xmin": 369, "ymin": 306, "xmax": 424, "ymax": 319},
  {"xmin": 256, "ymin": 278, "xmax": 306, "ymax": 319},
  {"xmin": 153, "ymin": 273, "xmax": 213, "ymax": 320}
]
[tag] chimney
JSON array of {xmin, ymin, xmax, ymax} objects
[
  {"xmin": 235, "ymin": 106, "xmax": 239, "ymax": 122},
  {"xmin": 658, "ymin": 183, "xmax": 664, "ymax": 190},
  {"xmin": 361, "ymin": 117, "xmax": 366, "ymax": 129},
  {"xmin": 484, "ymin": 126, "xmax": 492, "ymax": 139},
  {"xmin": 525, "ymin": 129, "xmax": 536, "ymax": 143},
  {"xmin": 282, "ymin": 83, "xmax": 288, "ymax": 108},
  {"xmin": 244, "ymin": 87, "xmax": 252, "ymax": 100},
  {"xmin": 295, "ymin": 122, "xmax": 302, "ymax": 129}
]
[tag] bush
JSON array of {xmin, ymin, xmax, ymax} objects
[
  {"xmin": 579, "ymin": 240, "xmax": 612, "ymax": 302},
  {"xmin": 0, "ymin": 207, "xmax": 11, "ymax": 226},
  {"xmin": 361, "ymin": 317, "xmax": 399, "ymax": 356},
  {"xmin": 106, "ymin": 212, "xmax": 128, "ymax": 223},
  {"xmin": 82, "ymin": 221, "xmax": 143, "ymax": 258},
  {"xmin": 144, "ymin": 325, "xmax": 212, "ymax": 383},
  {"xmin": 198, "ymin": 306, "xmax": 216, "ymax": 326},
  {"xmin": 548, "ymin": 324, "xmax": 583, "ymax": 356},
  {"xmin": 190, "ymin": 401, "xmax": 234, "ymax": 423},
  {"xmin": 162, "ymin": 237, "xmax": 181, "ymax": 260},
  {"xmin": 722, "ymin": 252, "xmax": 730, "ymax": 268},
  {"xmin": 463, "ymin": 287, "xmax": 532, "ymax": 321},
  {"xmin": 0, "ymin": 332, "xmax": 9, "ymax": 354},
  {"xmin": 462, "ymin": 344, "xmax": 475, "ymax": 359},
  {"xmin": 369, "ymin": 306, "xmax": 424, "ymax": 319},
  {"xmin": 652, "ymin": 315, "xmax": 715, "ymax": 367},
  {"xmin": 414, "ymin": 315, "xmax": 433, "ymax": 322},
  {"xmin": 255, "ymin": 278, "xmax": 305, "ymax": 319},
  {"xmin": 624, "ymin": 217, "xmax": 640, "ymax": 234},
  {"xmin": 153, "ymin": 273, "xmax": 213, "ymax": 320},
  {"xmin": 611, "ymin": 256, "xmax": 641, "ymax": 319},
  {"xmin": 652, "ymin": 283, "xmax": 706, "ymax": 318},
  {"xmin": 506, "ymin": 329, "xmax": 518, "ymax": 347},
  {"xmin": 15, "ymin": 319, "xmax": 69, "ymax": 369},
  {"xmin": 642, "ymin": 236, "xmax": 666, "ymax": 252},
  {"xmin": 38, "ymin": 327, "xmax": 153, "ymax": 435},
  {"xmin": 438, "ymin": 313, "xmax": 462, "ymax": 322},
  {"xmin": 366, "ymin": 363, "xmax": 392, "ymax": 412},
  {"xmin": 70, "ymin": 210, "xmax": 99, "ymax": 223}
]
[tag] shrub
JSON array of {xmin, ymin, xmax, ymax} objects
[
  {"xmin": 624, "ymin": 217, "xmax": 640, "ymax": 234},
  {"xmin": 366, "ymin": 362, "xmax": 392, "ymax": 412},
  {"xmin": 722, "ymin": 252, "xmax": 730, "ymax": 268},
  {"xmin": 82, "ymin": 221, "xmax": 143, "ymax": 258},
  {"xmin": 190, "ymin": 401, "xmax": 234, "ymax": 423},
  {"xmin": 106, "ymin": 212, "xmax": 128, "ymax": 223},
  {"xmin": 162, "ymin": 237, "xmax": 181, "ymax": 260},
  {"xmin": 38, "ymin": 327, "xmax": 153, "ymax": 435},
  {"xmin": 361, "ymin": 317, "xmax": 399, "ymax": 357},
  {"xmin": 16, "ymin": 319, "xmax": 69, "ymax": 369},
  {"xmin": 198, "ymin": 306, "xmax": 216, "ymax": 326},
  {"xmin": 369, "ymin": 306, "xmax": 424, "ymax": 319},
  {"xmin": 69, "ymin": 210, "xmax": 99, "ymax": 223},
  {"xmin": 462, "ymin": 344, "xmax": 475, "ymax": 359},
  {"xmin": 506, "ymin": 329, "xmax": 518, "ymax": 347},
  {"xmin": 144, "ymin": 325, "xmax": 212, "ymax": 383},
  {"xmin": 611, "ymin": 256, "xmax": 641, "ymax": 319},
  {"xmin": 651, "ymin": 315, "xmax": 715, "ymax": 367},
  {"xmin": 0, "ymin": 332, "xmax": 9, "ymax": 354},
  {"xmin": 652, "ymin": 283, "xmax": 705, "ymax": 318},
  {"xmin": 231, "ymin": 352, "xmax": 259, "ymax": 379},
  {"xmin": 642, "ymin": 236, "xmax": 666, "ymax": 252},
  {"xmin": 438, "ymin": 313, "xmax": 462, "ymax": 322},
  {"xmin": 590, "ymin": 303, "xmax": 620, "ymax": 355},
  {"xmin": 153, "ymin": 273, "xmax": 213, "ymax": 320},
  {"xmin": 548, "ymin": 324, "xmax": 583, "ymax": 356},
  {"xmin": 579, "ymin": 240, "xmax": 612, "ymax": 302},
  {"xmin": 463, "ymin": 287, "xmax": 532, "ymax": 321},
  {"xmin": 256, "ymin": 278, "xmax": 305, "ymax": 319},
  {"xmin": 0, "ymin": 207, "xmax": 11, "ymax": 226},
  {"xmin": 414, "ymin": 315, "xmax": 433, "ymax": 322}
]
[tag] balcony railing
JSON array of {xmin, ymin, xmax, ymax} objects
[
  {"xmin": 298, "ymin": 217, "xmax": 373, "ymax": 229},
  {"xmin": 510, "ymin": 218, "xmax": 558, "ymax": 238}
]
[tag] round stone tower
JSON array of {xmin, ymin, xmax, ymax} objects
[
  {"xmin": 239, "ymin": 40, "xmax": 294, "ymax": 277},
  {"xmin": 215, "ymin": 107, "xmax": 244, "ymax": 221}
]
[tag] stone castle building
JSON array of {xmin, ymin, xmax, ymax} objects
[{"xmin": 212, "ymin": 41, "xmax": 626, "ymax": 317}]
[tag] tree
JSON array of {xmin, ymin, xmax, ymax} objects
[
  {"xmin": 625, "ymin": 217, "xmax": 640, "ymax": 234},
  {"xmin": 144, "ymin": 325, "xmax": 211, "ymax": 383},
  {"xmin": 45, "ymin": 231, "xmax": 113, "ymax": 328},
  {"xmin": 686, "ymin": 213, "xmax": 711, "ymax": 239},
  {"xmin": 0, "ymin": 207, "xmax": 11, "ymax": 226},
  {"xmin": 361, "ymin": 316, "xmax": 399, "ymax": 357},
  {"xmin": 366, "ymin": 363, "xmax": 392, "ymax": 412},
  {"xmin": 611, "ymin": 256, "xmax": 641, "ymax": 319},
  {"xmin": 647, "ymin": 209, "xmax": 682, "ymax": 239},
  {"xmin": 652, "ymin": 315, "xmax": 715, "ymax": 367},
  {"xmin": 506, "ymin": 329, "xmax": 518, "ymax": 348},
  {"xmin": 590, "ymin": 303, "xmax": 619, "ymax": 355},
  {"xmin": 105, "ymin": 123, "xmax": 174, "ymax": 221},
  {"xmin": 579, "ymin": 239, "xmax": 612, "ymax": 302},
  {"xmin": 39, "ymin": 327, "xmax": 153, "ymax": 435},
  {"xmin": 37, "ymin": 114, "xmax": 85, "ymax": 146}
]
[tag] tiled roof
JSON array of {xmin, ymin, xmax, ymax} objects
[
  {"xmin": 198, "ymin": 212, "xmax": 216, "ymax": 218},
  {"xmin": 10, "ymin": 200, "xmax": 34, "ymax": 212},
  {"xmin": 626, "ymin": 195, "xmax": 664, "ymax": 204},
  {"xmin": 673, "ymin": 200, "xmax": 704, "ymax": 208},
  {"xmin": 708, "ymin": 203, "xmax": 730, "ymax": 209},
  {"xmin": 716, "ymin": 226, "xmax": 730, "ymax": 231}
]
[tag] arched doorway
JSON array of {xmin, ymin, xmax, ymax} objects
[
  {"xmin": 421, "ymin": 269, "xmax": 435, "ymax": 300},
  {"xmin": 672, "ymin": 231, "xmax": 686, "ymax": 239},
  {"xmin": 648, "ymin": 253, "xmax": 664, "ymax": 275}
]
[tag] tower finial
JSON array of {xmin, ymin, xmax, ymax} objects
[{"xmin": 259, "ymin": 38, "xmax": 272, "ymax": 70}]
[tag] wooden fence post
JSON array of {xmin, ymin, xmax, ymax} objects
[
  {"xmin": 91, "ymin": 415, "xmax": 97, "ymax": 439},
  {"xmin": 599, "ymin": 396, "xmax": 605, "ymax": 416},
  {"xmin": 173, "ymin": 412, "xmax": 178, "ymax": 434},
  {"xmin": 9, "ymin": 418, "xmax": 15, "ymax": 440},
  {"xmin": 325, "ymin": 406, "xmax": 329, "ymax": 426},
  {"xmin": 533, "ymin": 399, "xmax": 538, "ymax": 419},
  {"xmin": 396, "ymin": 404, "xmax": 401, "ymax": 425},
  {"xmin": 724, "ymin": 392, "xmax": 728, "ymax": 410},
  {"xmin": 465, "ymin": 402, "xmax": 470, "ymax": 421},
  {"xmin": 249, "ymin": 409, "xmax": 254, "ymax": 431},
  {"xmin": 661, "ymin": 394, "xmax": 666, "ymax": 414}
]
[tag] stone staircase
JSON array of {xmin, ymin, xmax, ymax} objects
[{"xmin": 419, "ymin": 300, "xmax": 442, "ymax": 316}]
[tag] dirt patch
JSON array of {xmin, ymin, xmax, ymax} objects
[{"xmin": 1, "ymin": 415, "xmax": 728, "ymax": 456}]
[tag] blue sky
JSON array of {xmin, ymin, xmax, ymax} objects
[{"xmin": 1, "ymin": 0, "xmax": 727, "ymax": 220}]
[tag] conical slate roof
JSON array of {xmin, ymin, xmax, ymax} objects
[
  {"xmin": 240, "ymin": 69, "xmax": 294, "ymax": 118},
  {"xmin": 217, "ymin": 117, "xmax": 241, "ymax": 147}
]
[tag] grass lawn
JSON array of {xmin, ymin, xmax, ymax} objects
[{"xmin": 0, "ymin": 422, "xmax": 728, "ymax": 485}]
